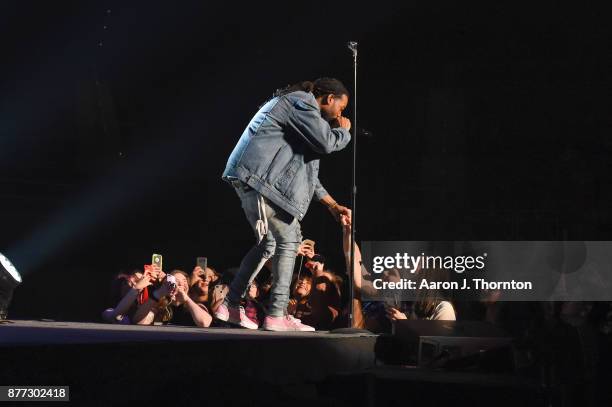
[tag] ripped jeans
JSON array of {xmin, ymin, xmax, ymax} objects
[{"xmin": 226, "ymin": 181, "xmax": 302, "ymax": 317}]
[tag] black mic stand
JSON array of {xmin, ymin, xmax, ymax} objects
[
  {"xmin": 348, "ymin": 41, "xmax": 358, "ymax": 328},
  {"xmin": 331, "ymin": 42, "xmax": 372, "ymax": 335}
]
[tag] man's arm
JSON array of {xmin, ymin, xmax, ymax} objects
[
  {"xmin": 319, "ymin": 193, "xmax": 352, "ymax": 223},
  {"xmin": 315, "ymin": 175, "xmax": 352, "ymax": 222},
  {"xmin": 314, "ymin": 176, "xmax": 329, "ymax": 202},
  {"xmin": 287, "ymin": 98, "xmax": 351, "ymax": 154}
]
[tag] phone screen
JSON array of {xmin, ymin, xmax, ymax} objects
[
  {"xmin": 196, "ymin": 257, "xmax": 208, "ymax": 271},
  {"xmin": 152, "ymin": 253, "xmax": 163, "ymax": 271}
]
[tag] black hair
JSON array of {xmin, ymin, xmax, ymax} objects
[
  {"xmin": 310, "ymin": 254, "xmax": 326, "ymax": 264},
  {"xmin": 273, "ymin": 77, "xmax": 349, "ymax": 99}
]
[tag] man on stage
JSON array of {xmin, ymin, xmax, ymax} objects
[{"xmin": 217, "ymin": 77, "xmax": 352, "ymax": 331}]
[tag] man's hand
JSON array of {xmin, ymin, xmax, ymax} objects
[
  {"xmin": 337, "ymin": 116, "xmax": 351, "ymax": 131},
  {"xmin": 328, "ymin": 204, "xmax": 351, "ymax": 224}
]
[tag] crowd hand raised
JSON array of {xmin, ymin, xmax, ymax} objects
[
  {"xmin": 174, "ymin": 286, "xmax": 188, "ymax": 303},
  {"xmin": 192, "ymin": 266, "xmax": 205, "ymax": 279},
  {"xmin": 385, "ymin": 306, "xmax": 407, "ymax": 321},
  {"xmin": 133, "ymin": 271, "xmax": 154, "ymax": 291},
  {"xmin": 340, "ymin": 214, "xmax": 351, "ymax": 228},
  {"xmin": 297, "ymin": 242, "xmax": 314, "ymax": 258},
  {"xmin": 151, "ymin": 264, "xmax": 166, "ymax": 282},
  {"xmin": 154, "ymin": 276, "xmax": 175, "ymax": 298},
  {"xmin": 329, "ymin": 203, "xmax": 351, "ymax": 224},
  {"xmin": 168, "ymin": 286, "xmax": 178, "ymax": 303},
  {"xmin": 287, "ymin": 298, "xmax": 298, "ymax": 315}
]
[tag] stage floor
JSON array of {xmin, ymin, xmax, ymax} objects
[
  {"xmin": 0, "ymin": 319, "xmax": 375, "ymax": 346},
  {"xmin": 0, "ymin": 320, "xmax": 550, "ymax": 406},
  {"xmin": 0, "ymin": 319, "xmax": 379, "ymax": 405}
]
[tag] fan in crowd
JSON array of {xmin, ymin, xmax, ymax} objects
[{"xmin": 339, "ymin": 214, "xmax": 456, "ymax": 333}]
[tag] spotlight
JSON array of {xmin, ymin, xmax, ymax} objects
[{"xmin": 0, "ymin": 252, "xmax": 22, "ymax": 320}]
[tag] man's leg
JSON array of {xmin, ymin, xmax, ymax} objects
[
  {"xmin": 216, "ymin": 184, "xmax": 274, "ymax": 328},
  {"xmin": 224, "ymin": 192, "xmax": 299, "ymax": 316},
  {"xmin": 225, "ymin": 236, "xmax": 275, "ymax": 308},
  {"xmin": 259, "ymin": 199, "xmax": 315, "ymax": 331},
  {"xmin": 264, "ymin": 208, "xmax": 301, "ymax": 317}
]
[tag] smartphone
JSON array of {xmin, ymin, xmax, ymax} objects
[
  {"xmin": 166, "ymin": 274, "xmax": 177, "ymax": 290},
  {"xmin": 152, "ymin": 253, "xmax": 163, "ymax": 270},
  {"xmin": 196, "ymin": 257, "xmax": 208, "ymax": 271}
]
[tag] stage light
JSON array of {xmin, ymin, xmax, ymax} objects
[{"xmin": 0, "ymin": 252, "xmax": 22, "ymax": 320}]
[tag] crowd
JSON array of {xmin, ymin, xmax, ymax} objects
[
  {"xmin": 103, "ymin": 253, "xmax": 337, "ymax": 330},
  {"xmin": 101, "ymin": 212, "xmax": 459, "ymax": 331},
  {"xmin": 101, "ymin": 216, "xmax": 612, "ymax": 338}
]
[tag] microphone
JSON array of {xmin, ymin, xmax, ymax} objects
[
  {"xmin": 330, "ymin": 118, "xmax": 373, "ymax": 138},
  {"xmin": 347, "ymin": 41, "xmax": 358, "ymax": 53},
  {"xmin": 357, "ymin": 127, "xmax": 374, "ymax": 138}
]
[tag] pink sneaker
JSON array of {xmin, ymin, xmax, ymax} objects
[
  {"xmin": 228, "ymin": 305, "xmax": 259, "ymax": 330},
  {"xmin": 263, "ymin": 315, "xmax": 315, "ymax": 332},
  {"xmin": 214, "ymin": 303, "xmax": 229, "ymax": 322}
]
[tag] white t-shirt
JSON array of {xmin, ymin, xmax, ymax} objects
[
  {"xmin": 429, "ymin": 301, "xmax": 456, "ymax": 321},
  {"xmin": 408, "ymin": 300, "xmax": 456, "ymax": 321}
]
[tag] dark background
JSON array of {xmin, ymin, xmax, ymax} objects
[{"xmin": 1, "ymin": 1, "xmax": 610, "ymax": 321}]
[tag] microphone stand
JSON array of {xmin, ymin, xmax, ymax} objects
[{"xmin": 347, "ymin": 41, "xmax": 358, "ymax": 328}]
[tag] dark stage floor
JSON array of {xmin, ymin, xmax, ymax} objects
[
  {"xmin": 0, "ymin": 320, "xmax": 379, "ymax": 406},
  {"xmin": 0, "ymin": 319, "xmax": 376, "ymax": 346},
  {"xmin": 0, "ymin": 320, "xmax": 564, "ymax": 406}
]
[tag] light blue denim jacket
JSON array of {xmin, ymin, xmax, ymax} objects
[{"xmin": 222, "ymin": 91, "xmax": 351, "ymax": 220}]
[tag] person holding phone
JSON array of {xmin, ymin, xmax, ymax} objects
[{"xmin": 218, "ymin": 78, "xmax": 352, "ymax": 331}]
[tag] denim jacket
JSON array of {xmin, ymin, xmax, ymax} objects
[{"xmin": 222, "ymin": 91, "xmax": 351, "ymax": 220}]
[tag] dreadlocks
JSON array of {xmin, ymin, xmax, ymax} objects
[{"xmin": 273, "ymin": 77, "xmax": 349, "ymax": 99}]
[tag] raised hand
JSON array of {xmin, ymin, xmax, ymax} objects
[
  {"xmin": 329, "ymin": 203, "xmax": 351, "ymax": 224},
  {"xmin": 297, "ymin": 242, "xmax": 315, "ymax": 258},
  {"xmin": 133, "ymin": 271, "xmax": 153, "ymax": 291},
  {"xmin": 174, "ymin": 285, "xmax": 188, "ymax": 303},
  {"xmin": 385, "ymin": 306, "xmax": 407, "ymax": 321},
  {"xmin": 151, "ymin": 264, "xmax": 166, "ymax": 282}
]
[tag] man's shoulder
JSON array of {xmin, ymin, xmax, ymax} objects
[{"xmin": 284, "ymin": 90, "xmax": 316, "ymax": 104}]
